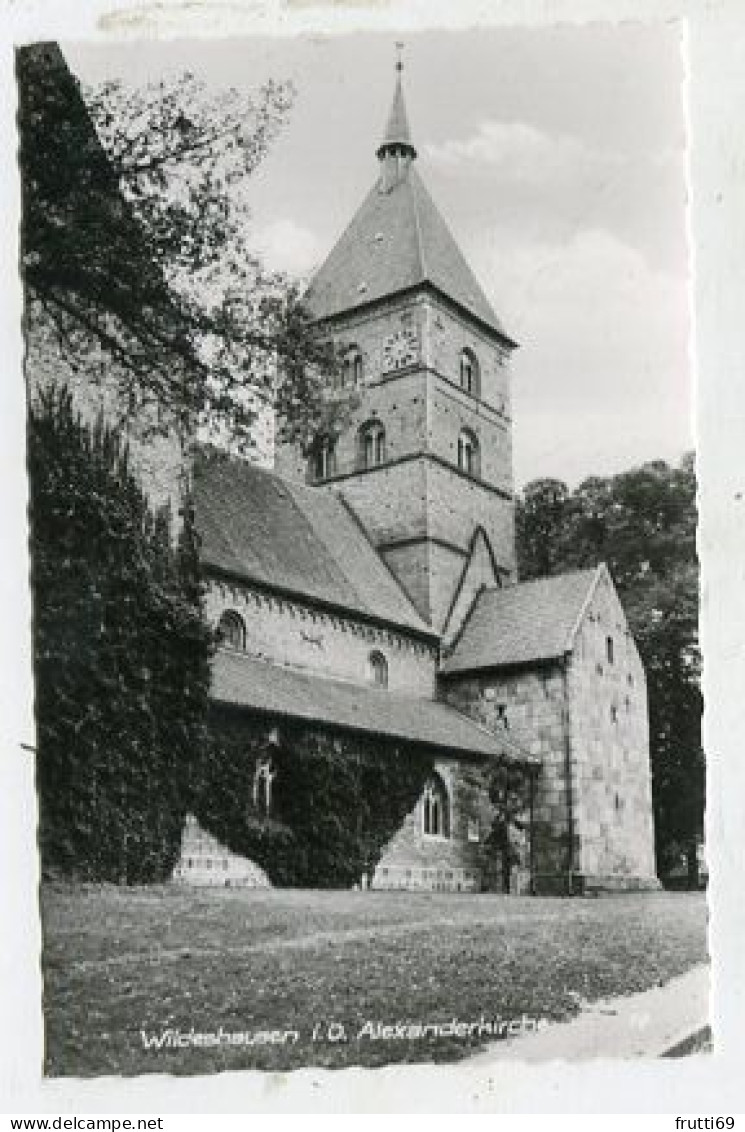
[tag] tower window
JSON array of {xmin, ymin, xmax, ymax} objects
[
  {"xmin": 606, "ymin": 635, "xmax": 614, "ymax": 664},
  {"xmin": 368, "ymin": 650, "xmax": 388, "ymax": 688},
  {"xmin": 253, "ymin": 757, "xmax": 277, "ymax": 816},
  {"xmin": 310, "ymin": 436, "xmax": 337, "ymax": 481},
  {"xmin": 217, "ymin": 609, "xmax": 246, "ymax": 651},
  {"xmin": 459, "ymin": 349, "xmax": 480, "ymax": 397},
  {"xmin": 457, "ymin": 429, "xmax": 479, "ymax": 476},
  {"xmin": 359, "ymin": 420, "xmax": 386, "ymax": 469},
  {"xmin": 422, "ymin": 775, "xmax": 450, "ymax": 839}
]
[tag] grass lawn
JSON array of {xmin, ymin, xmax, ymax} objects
[{"xmin": 40, "ymin": 884, "xmax": 708, "ymax": 1076}]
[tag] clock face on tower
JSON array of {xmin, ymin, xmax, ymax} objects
[{"xmin": 382, "ymin": 328, "xmax": 419, "ymax": 372}]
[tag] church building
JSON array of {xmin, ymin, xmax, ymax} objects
[{"xmin": 174, "ymin": 63, "xmax": 659, "ymax": 895}]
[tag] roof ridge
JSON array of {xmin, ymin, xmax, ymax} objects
[{"xmin": 508, "ymin": 566, "xmax": 600, "ymax": 590}]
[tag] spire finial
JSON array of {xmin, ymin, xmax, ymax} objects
[{"xmin": 395, "ymin": 41, "xmax": 404, "ymax": 74}]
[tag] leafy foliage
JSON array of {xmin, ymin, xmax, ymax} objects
[
  {"xmin": 18, "ymin": 42, "xmax": 342, "ymax": 456},
  {"xmin": 194, "ymin": 709, "xmax": 434, "ymax": 887},
  {"xmin": 516, "ymin": 455, "xmax": 702, "ymax": 881},
  {"xmin": 29, "ymin": 386, "xmax": 213, "ymax": 881}
]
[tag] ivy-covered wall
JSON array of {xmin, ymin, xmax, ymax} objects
[
  {"xmin": 29, "ymin": 387, "xmax": 213, "ymax": 884},
  {"xmin": 193, "ymin": 706, "xmax": 436, "ymax": 888}
]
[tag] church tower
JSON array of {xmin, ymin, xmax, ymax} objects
[{"xmin": 279, "ymin": 60, "xmax": 519, "ymax": 631}]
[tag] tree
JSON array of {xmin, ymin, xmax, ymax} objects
[
  {"xmin": 18, "ymin": 41, "xmax": 341, "ymax": 457},
  {"xmin": 516, "ymin": 478, "xmax": 573, "ymax": 580},
  {"xmin": 516, "ymin": 455, "xmax": 702, "ymax": 884},
  {"xmin": 29, "ymin": 386, "xmax": 213, "ymax": 881}
]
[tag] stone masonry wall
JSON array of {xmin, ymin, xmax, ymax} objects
[
  {"xmin": 272, "ymin": 288, "xmax": 516, "ymax": 633},
  {"xmin": 442, "ymin": 666, "xmax": 572, "ymax": 891},
  {"xmin": 424, "ymin": 294, "xmax": 513, "ymax": 419},
  {"xmin": 205, "ymin": 578, "xmax": 437, "ymax": 697},
  {"xmin": 428, "ymin": 375, "xmax": 512, "ymax": 494},
  {"xmin": 426, "ymin": 461, "xmax": 515, "ymax": 575},
  {"xmin": 335, "ymin": 457, "xmax": 514, "ymax": 628},
  {"xmin": 372, "ymin": 756, "xmax": 491, "ymax": 892},
  {"xmin": 567, "ymin": 571, "xmax": 658, "ymax": 887}
]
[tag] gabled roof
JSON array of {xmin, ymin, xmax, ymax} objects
[
  {"xmin": 304, "ymin": 165, "xmax": 511, "ymax": 341},
  {"xmin": 194, "ymin": 453, "xmax": 434, "ymax": 639},
  {"xmin": 212, "ymin": 649, "xmax": 535, "ymax": 763},
  {"xmin": 441, "ymin": 567, "xmax": 604, "ymax": 675}
]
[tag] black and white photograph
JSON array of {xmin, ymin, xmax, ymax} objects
[{"xmin": 8, "ymin": 2, "xmax": 739, "ymax": 1108}]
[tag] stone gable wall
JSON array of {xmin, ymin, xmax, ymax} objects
[
  {"xmin": 205, "ymin": 578, "xmax": 437, "ymax": 697},
  {"xmin": 440, "ymin": 572, "xmax": 659, "ymax": 893},
  {"xmin": 441, "ymin": 666, "xmax": 571, "ymax": 890},
  {"xmin": 567, "ymin": 571, "xmax": 658, "ymax": 885}
]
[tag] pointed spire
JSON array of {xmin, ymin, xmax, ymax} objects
[{"xmin": 376, "ymin": 45, "xmax": 417, "ymax": 161}]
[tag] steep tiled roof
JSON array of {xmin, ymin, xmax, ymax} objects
[
  {"xmin": 441, "ymin": 568, "xmax": 602, "ymax": 674},
  {"xmin": 304, "ymin": 165, "xmax": 511, "ymax": 340},
  {"xmin": 194, "ymin": 454, "xmax": 433, "ymax": 638},
  {"xmin": 212, "ymin": 650, "xmax": 533, "ymax": 762}
]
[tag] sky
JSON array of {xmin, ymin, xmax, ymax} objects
[{"xmin": 65, "ymin": 24, "xmax": 692, "ymax": 488}]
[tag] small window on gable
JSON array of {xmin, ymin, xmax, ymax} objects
[
  {"xmin": 422, "ymin": 775, "xmax": 450, "ymax": 839},
  {"xmin": 217, "ymin": 610, "xmax": 246, "ymax": 651},
  {"xmin": 606, "ymin": 635, "xmax": 615, "ymax": 664},
  {"xmin": 457, "ymin": 428, "xmax": 479, "ymax": 477},
  {"xmin": 310, "ymin": 435, "xmax": 337, "ymax": 481},
  {"xmin": 253, "ymin": 757, "xmax": 277, "ymax": 816},
  {"xmin": 459, "ymin": 348, "xmax": 480, "ymax": 397},
  {"xmin": 359, "ymin": 420, "xmax": 386, "ymax": 469},
  {"xmin": 610, "ymin": 704, "xmax": 618, "ymax": 724},
  {"xmin": 368, "ymin": 650, "xmax": 388, "ymax": 688}
]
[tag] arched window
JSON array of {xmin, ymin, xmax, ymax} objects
[
  {"xmin": 459, "ymin": 349, "xmax": 480, "ymax": 397},
  {"xmin": 253, "ymin": 757, "xmax": 277, "ymax": 816},
  {"xmin": 422, "ymin": 775, "xmax": 450, "ymax": 839},
  {"xmin": 359, "ymin": 420, "xmax": 386, "ymax": 469},
  {"xmin": 341, "ymin": 346, "xmax": 363, "ymax": 388},
  {"xmin": 217, "ymin": 610, "xmax": 246, "ymax": 650},
  {"xmin": 368, "ymin": 650, "xmax": 388, "ymax": 688},
  {"xmin": 310, "ymin": 436, "xmax": 337, "ymax": 481},
  {"xmin": 457, "ymin": 429, "xmax": 479, "ymax": 476}
]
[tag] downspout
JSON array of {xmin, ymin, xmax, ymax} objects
[{"xmin": 560, "ymin": 653, "xmax": 576, "ymax": 896}]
